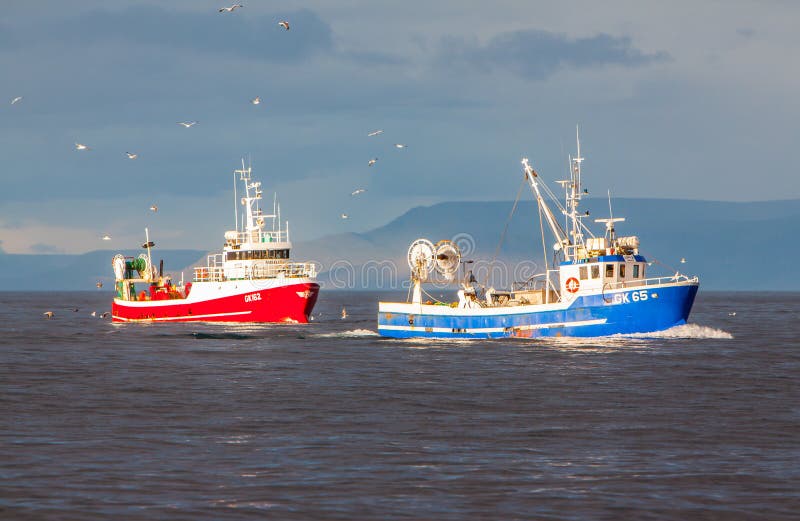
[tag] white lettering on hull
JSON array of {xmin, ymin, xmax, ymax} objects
[{"xmin": 244, "ymin": 292, "xmax": 262, "ymax": 303}]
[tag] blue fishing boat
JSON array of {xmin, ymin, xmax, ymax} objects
[{"xmin": 377, "ymin": 131, "xmax": 699, "ymax": 339}]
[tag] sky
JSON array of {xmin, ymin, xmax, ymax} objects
[{"xmin": 1, "ymin": 1, "xmax": 798, "ymax": 254}]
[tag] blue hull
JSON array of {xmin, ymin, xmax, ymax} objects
[{"xmin": 378, "ymin": 282, "xmax": 699, "ymax": 339}]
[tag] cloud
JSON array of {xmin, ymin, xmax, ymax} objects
[
  {"xmin": 439, "ymin": 29, "xmax": 670, "ymax": 79},
  {"xmin": 1, "ymin": 6, "xmax": 334, "ymax": 63}
]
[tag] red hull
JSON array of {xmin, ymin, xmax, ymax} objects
[{"xmin": 112, "ymin": 282, "xmax": 319, "ymax": 323}]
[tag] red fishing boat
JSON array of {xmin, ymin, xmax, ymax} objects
[{"xmin": 111, "ymin": 164, "xmax": 318, "ymax": 323}]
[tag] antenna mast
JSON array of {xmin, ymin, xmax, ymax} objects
[{"xmin": 567, "ymin": 125, "xmax": 586, "ymax": 258}]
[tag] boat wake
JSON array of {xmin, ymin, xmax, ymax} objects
[
  {"xmin": 617, "ymin": 323, "xmax": 733, "ymax": 340},
  {"xmin": 313, "ymin": 329, "xmax": 380, "ymax": 338}
]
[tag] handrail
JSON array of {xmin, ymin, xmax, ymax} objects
[
  {"xmin": 193, "ymin": 261, "xmax": 316, "ymax": 282},
  {"xmin": 602, "ymin": 274, "xmax": 698, "ymax": 291},
  {"xmin": 226, "ymin": 229, "xmax": 289, "ymax": 245}
]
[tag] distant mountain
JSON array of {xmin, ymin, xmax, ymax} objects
[
  {"xmin": 2, "ymin": 198, "xmax": 798, "ymax": 291},
  {"xmin": 0, "ymin": 250, "xmax": 207, "ymax": 291}
]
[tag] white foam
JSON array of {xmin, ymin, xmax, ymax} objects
[
  {"xmin": 313, "ymin": 328, "xmax": 380, "ymax": 338},
  {"xmin": 617, "ymin": 323, "xmax": 733, "ymax": 340}
]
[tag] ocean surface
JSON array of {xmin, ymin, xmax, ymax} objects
[{"xmin": 1, "ymin": 290, "xmax": 798, "ymax": 520}]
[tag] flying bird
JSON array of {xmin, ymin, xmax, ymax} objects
[
  {"xmin": 394, "ymin": 143, "xmax": 407, "ymax": 149},
  {"xmin": 177, "ymin": 121, "xmax": 197, "ymax": 128},
  {"xmin": 91, "ymin": 311, "xmax": 97, "ymax": 317},
  {"xmin": 251, "ymin": 96, "xmax": 261, "ymax": 105},
  {"xmin": 340, "ymin": 213, "xmax": 349, "ymax": 219},
  {"xmin": 218, "ymin": 4, "xmax": 243, "ymax": 13},
  {"xmin": 351, "ymin": 188, "xmax": 366, "ymax": 196},
  {"xmin": 278, "ymin": 20, "xmax": 290, "ymax": 30},
  {"xmin": 10, "ymin": 96, "xmax": 22, "ymax": 105},
  {"xmin": 96, "ymin": 281, "xmax": 103, "ymax": 289},
  {"xmin": 367, "ymin": 129, "xmax": 384, "ymax": 137},
  {"xmin": 680, "ymin": 258, "xmax": 686, "ymax": 264},
  {"xmin": 43, "ymin": 311, "xmax": 54, "ymax": 319},
  {"xmin": 368, "ymin": 158, "xmax": 378, "ymax": 167},
  {"xmin": 126, "ymin": 152, "xmax": 138, "ymax": 159},
  {"xmin": 101, "ymin": 235, "xmax": 111, "ymax": 241},
  {"xmin": 75, "ymin": 143, "xmax": 90, "ymax": 151},
  {"xmin": 341, "ymin": 307, "xmax": 347, "ymax": 319},
  {"xmin": 149, "ymin": 204, "xmax": 158, "ymax": 212}
]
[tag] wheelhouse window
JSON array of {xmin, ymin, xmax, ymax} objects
[
  {"xmin": 619, "ymin": 264, "xmax": 626, "ymax": 278},
  {"xmin": 591, "ymin": 265, "xmax": 600, "ymax": 279},
  {"xmin": 633, "ymin": 264, "xmax": 640, "ymax": 278},
  {"xmin": 579, "ymin": 266, "xmax": 588, "ymax": 280},
  {"xmin": 605, "ymin": 264, "xmax": 614, "ymax": 278},
  {"xmin": 227, "ymin": 249, "xmax": 290, "ymax": 261}
]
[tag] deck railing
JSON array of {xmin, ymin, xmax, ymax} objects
[
  {"xmin": 226, "ymin": 229, "xmax": 289, "ymax": 246},
  {"xmin": 602, "ymin": 274, "xmax": 699, "ymax": 291},
  {"xmin": 193, "ymin": 257, "xmax": 316, "ymax": 282}
]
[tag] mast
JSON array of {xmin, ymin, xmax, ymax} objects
[{"xmin": 522, "ymin": 158, "xmax": 569, "ymax": 252}]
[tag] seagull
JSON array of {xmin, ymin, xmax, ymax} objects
[
  {"xmin": 177, "ymin": 121, "xmax": 197, "ymax": 128},
  {"xmin": 251, "ymin": 96, "xmax": 261, "ymax": 105},
  {"xmin": 149, "ymin": 204, "xmax": 158, "ymax": 212},
  {"xmin": 96, "ymin": 281, "xmax": 103, "ymax": 288},
  {"xmin": 102, "ymin": 235, "xmax": 111, "ymax": 241},
  {"xmin": 341, "ymin": 307, "xmax": 347, "ymax": 319},
  {"xmin": 394, "ymin": 143, "xmax": 407, "ymax": 149},
  {"xmin": 728, "ymin": 312, "xmax": 737, "ymax": 316},
  {"xmin": 367, "ymin": 129, "xmax": 384, "ymax": 137},
  {"xmin": 351, "ymin": 188, "xmax": 366, "ymax": 196},
  {"xmin": 340, "ymin": 213, "xmax": 349, "ymax": 219},
  {"xmin": 368, "ymin": 158, "xmax": 378, "ymax": 167},
  {"xmin": 126, "ymin": 152, "xmax": 138, "ymax": 160},
  {"xmin": 278, "ymin": 20, "xmax": 290, "ymax": 30},
  {"xmin": 680, "ymin": 258, "xmax": 686, "ymax": 264},
  {"xmin": 218, "ymin": 4, "xmax": 243, "ymax": 13},
  {"xmin": 75, "ymin": 143, "xmax": 90, "ymax": 151},
  {"xmin": 43, "ymin": 311, "xmax": 54, "ymax": 319},
  {"xmin": 10, "ymin": 96, "xmax": 22, "ymax": 105},
  {"xmin": 90, "ymin": 311, "xmax": 97, "ymax": 317}
]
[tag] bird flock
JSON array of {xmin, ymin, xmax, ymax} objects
[{"xmin": 340, "ymin": 127, "xmax": 409, "ymax": 219}]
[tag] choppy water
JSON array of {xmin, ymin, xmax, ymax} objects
[{"xmin": 1, "ymin": 291, "xmax": 798, "ymax": 520}]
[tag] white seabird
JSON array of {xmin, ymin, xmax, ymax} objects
[
  {"xmin": 150, "ymin": 205, "xmax": 158, "ymax": 212},
  {"xmin": 177, "ymin": 121, "xmax": 198, "ymax": 128},
  {"xmin": 340, "ymin": 213, "xmax": 349, "ymax": 219},
  {"xmin": 126, "ymin": 152, "xmax": 138, "ymax": 159},
  {"xmin": 368, "ymin": 158, "xmax": 378, "ymax": 167},
  {"xmin": 102, "ymin": 235, "xmax": 111, "ymax": 241},
  {"xmin": 11, "ymin": 96, "xmax": 22, "ymax": 105},
  {"xmin": 251, "ymin": 96, "xmax": 261, "ymax": 105},
  {"xmin": 75, "ymin": 143, "xmax": 90, "ymax": 151},
  {"xmin": 351, "ymin": 188, "xmax": 366, "ymax": 196},
  {"xmin": 278, "ymin": 21, "xmax": 290, "ymax": 30},
  {"xmin": 43, "ymin": 311, "xmax": 54, "ymax": 318},
  {"xmin": 367, "ymin": 129, "xmax": 384, "ymax": 137},
  {"xmin": 218, "ymin": 4, "xmax": 243, "ymax": 13},
  {"xmin": 394, "ymin": 143, "xmax": 407, "ymax": 149}
]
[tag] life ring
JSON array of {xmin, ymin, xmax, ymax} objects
[{"xmin": 565, "ymin": 277, "xmax": 580, "ymax": 293}]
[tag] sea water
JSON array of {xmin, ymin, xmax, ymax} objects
[{"xmin": 0, "ymin": 291, "xmax": 797, "ymax": 520}]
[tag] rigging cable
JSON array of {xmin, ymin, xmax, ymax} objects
[{"xmin": 480, "ymin": 177, "xmax": 527, "ymax": 288}]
